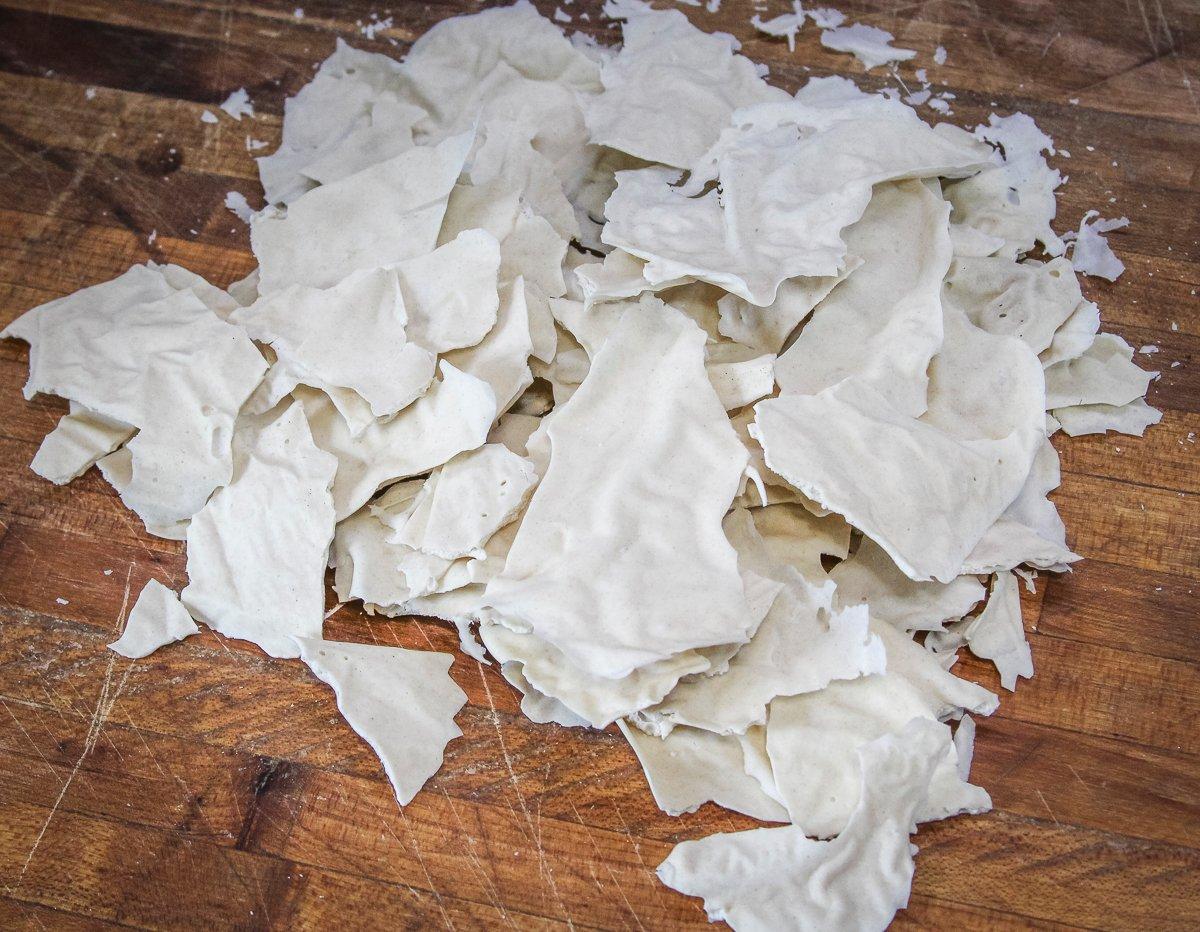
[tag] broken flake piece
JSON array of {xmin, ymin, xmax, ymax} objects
[
  {"xmin": 932, "ymin": 571, "xmax": 1032, "ymax": 691},
  {"xmin": 1040, "ymin": 298, "xmax": 1101, "ymax": 368},
  {"xmin": 300, "ymin": 361, "xmax": 496, "ymax": 520},
  {"xmin": 1044, "ymin": 333, "xmax": 1156, "ymax": 409},
  {"xmin": 766, "ymin": 622, "xmax": 995, "ymax": 836},
  {"xmin": 751, "ymin": 3, "xmax": 806, "ymax": 53},
  {"xmin": 658, "ymin": 719, "xmax": 954, "ymax": 931},
  {"xmin": 944, "ymin": 256, "xmax": 1081, "ymax": 355},
  {"xmin": 109, "ymin": 580, "xmax": 199, "ymax": 659},
  {"xmin": 1054, "ymin": 398, "xmax": 1163, "ymax": 437},
  {"xmin": 819, "ymin": 23, "xmax": 916, "ymax": 70},
  {"xmin": 776, "ymin": 180, "xmax": 951, "ymax": 417},
  {"xmin": 252, "ymin": 130, "xmax": 473, "ymax": 292},
  {"xmin": 587, "ymin": 2, "xmax": 786, "ymax": 168},
  {"xmin": 395, "ymin": 229, "xmax": 501, "ymax": 354},
  {"xmin": 603, "ymin": 87, "xmax": 989, "ymax": 305},
  {"xmin": 619, "ymin": 720, "xmax": 789, "ymax": 821},
  {"xmin": 704, "ymin": 345, "xmax": 776, "ymax": 411},
  {"xmin": 831, "ymin": 537, "xmax": 985, "ymax": 633},
  {"xmin": 200, "ymin": 109, "xmax": 218, "ymax": 123},
  {"xmin": 394, "ymin": 443, "xmax": 538, "ymax": 560},
  {"xmin": 31, "ymin": 402, "xmax": 134, "ymax": 485},
  {"xmin": 225, "ymin": 191, "xmax": 255, "ymax": 223},
  {"xmin": 442, "ymin": 279, "xmax": 534, "ymax": 419},
  {"xmin": 1069, "ymin": 211, "xmax": 1129, "ymax": 280},
  {"xmin": 3, "ymin": 267, "xmax": 267, "ymax": 534},
  {"xmin": 483, "ymin": 297, "xmax": 756, "ymax": 678},
  {"xmin": 295, "ymin": 637, "xmax": 466, "ymax": 805},
  {"xmin": 219, "ymin": 87, "xmax": 255, "ymax": 120},
  {"xmin": 232, "ymin": 268, "xmax": 436, "ymax": 425},
  {"xmin": 946, "ymin": 112, "xmax": 1065, "ymax": 259},
  {"xmin": 182, "ymin": 404, "xmax": 337, "ymax": 659},
  {"xmin": 716, "ymin": 262, "xmax": 860, "ymax": 355}
]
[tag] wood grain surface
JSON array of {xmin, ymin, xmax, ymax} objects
[{"xmin": 0, "ymin": 1, "xmax": 1197, "ymax": 928}]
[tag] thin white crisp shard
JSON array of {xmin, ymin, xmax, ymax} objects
[
  {"xmin": 31, "ymin": 402, "xmax": 134, "ymax": 485},
  {"xmin": 1055, "ymin": 398, "xmax": 1163, "ymax": 437},
  {"xmin": 945, "ymin": 256, "xmax": 1081, "ymax": 355},
  {"xmin": 587, "ymin": 2, "xmax": 786, "ymax": 168},
  {"xmin": 646, "ymin": 508, "xmax": 883, "ymax": 736},
  {"xmin": 395, "ymin": 230, "xmax": 501, "ymax": 353},
  {"xmin": 2, "ymin": 266, "xmax": 267, "ymax": 534},
  {"xmin": 602, "ymin": 85, "xmax": 990, "ymax": 304},
  {"xmin": 715, "ymin": 261, "xmax": 860, "ymax": 355},
  {"xmin": 480, "ymin": 621, "xmax": 711, "ymax": 728},
  {"xmin": 1040, "ymin": 298, "xmax": 1101, "ymax": 368},
  {"xmin": 946, "ymin": 112, "xmax": 1065, "ymax": 259},
  {"xmin": 1069, "ymin": 211, "xmax": 1129, "ymax": 280},
  {"xmin": 776, "ymin": 180, "xmax": 951, "ymax": 417},
  {"xmin": 252, "ymin": 130, "xmax": 474, "ymax": 292},
  {"xmin": 766, "ymin": 623, "xmax": 996, "ymax": 837},
  {"xmin": 395, "ymin": 444, "xmax": 538, "ymax": 560},
  {"xmin": 832, "ymin": 537, "xmax": 986, "ymax": 633},
  {"xmin": 964, "ymin": 437, "xmax": 1080, "ymax": 574},
  {"xmin": 1045, "ymin": 333, "xmax": 1155, "ymax": 409},
  {"xmin": 657, "ymin": 719, "xmax": 950, "ymax": 931},
  {"xmin": 934, "ymin": 571, "xmax": 1033, "ymax": 691},
  {"xmin": 232, "ymin": 268, "xmax": 436, "ymax": 425},
  {"xmin": 483, "ymin": 297, "xmax": 755, "ymax": 678},
  {"xmin": 109, "ymin": 580, "xmax": 199, "ymax": 659},
  {"xmin": 704, "ymin": 347, "xmax": 777, "ymax": 412},
  {"xmin": 618, "ymin": 720, "xmax": 789, "ymax": 822},
  {"xmin": 294, "ymin": 637, "xmax": 466, "ymax": 805},
  {"xmin": 225, "ymin": 191, "xmax": 255, "ymax": 223},
  {"xmin": 752, "ymin": 3, "xmax": 807, "ymax": 53},
  {"xmin": 219, "ymin": 87, "xmax": 254, "ymax": 120},
  {"xmin": 442, "ymin": 279, "xmax": 534, "ymax": 419},
  {"xmin": 299, "ymin": 361, "xmax": 496, "ymax": 520},
  {"xmin": 182, "ymin": 404, "xmax": 337, "ymax": 659},
  {"xmin": 819, "ymin": 23, "xmax": 917, "ymax": 69}
]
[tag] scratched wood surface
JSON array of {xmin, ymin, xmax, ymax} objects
[{"xmin": 0, "ymin": 0, "xmax": 1197, "ymax": 928}]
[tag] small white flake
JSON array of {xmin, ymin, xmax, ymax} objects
[
  {"xmin": 147, "ymin": 229, "xmax": 157, "ymax": 245},
  {"xmin": 1139, "ymin": 344, "xmax": 1159, "ymax": 354},
  {"xmin": 1069, "ymin": 97, "xmax": 1080, "ymax": 105},
  {"xmin": 246, "ymin": 136, "xmax": 268, "ymax": 151},
  {"xmin": 56, "ymin": 597, "xmax": 69, "ymax": 605},
  {"xmin": 554, "ymin": 6, "xmax": 572, "ymax": 22},
  {"xmin": 103, "ymin": 569, "xmax": 113, "ymax": 576},
  {"xmin": 85, "ymin": 87, "xmax": 97, "ymax": 100},
  {"xmin": 224, "ymin": 191, "xmax": 255, "ymax": 223},
  {"xmin": 200, "ymin": 109, "xmax": 218, "ymax": 124},
  {"xmin": 361, "ymin": 15, "xmax": 393, "ymax": 39},
  {"xmin": 293, "ymin": 6, "xmax": 304, "ymax": 17},
  {"xmin": 933, "ymin": 45, "xmax": 947, "ymax": 65},
  {"xmin": 219, "ymin": 87, "xmax": 254, "ymax": 120}
]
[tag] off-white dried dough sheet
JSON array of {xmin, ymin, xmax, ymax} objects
[
  {"xmin": 479, "ymin": 620, "xmax": 711, "ymax": 728},
  {"xmin": 232, "ymin": 267, "xmax": 436, "ymax": 423},
  {"xmin": 831, "ymin": 537, "xmax": 985, "ymax": 633},
  {"xmin": 109, "ymin": 580, "xmax": 199, "ymax": 659},
  {"xmin": 646, "ymin": 509, "xmax": 883, "ymax": 736},
  {"xmin": 482, "ymin": 297, "xmax": 756, "ymax": 678},
  {"xmin": 299, "ymin": 362, "xmax": 496, "ymax": 520},
  {"xmin": 657, "ymin": 719, "xmax": 948, "ymax": 932},
  {"xmin": 182, "ymin": 403, "xmax": 337, "ymax": 659},
  {"xmin": 586, "ymin": 1, "xmax": 787, "ymax": 168},
  {"xmin": 818, "ymin": 23, "xmax": 916, "ymax": 70},
  {"xmin": 765, "ymin": 622, "xmax": 995, "ymax": 836},
  {"xmin": 394, "ymin": 229, "xmax": 501, "ymax": 353},
  {"xmin": 963, "ymin": 437, "xmax": 1079, "ymax": 574},
  {"xmin": 618, "ymin": 720, "xmax": 789, "ymax": 822},
  {"xmin": 716, "ymin": 260, "xmax": 860, "ymax": 355},
  {"xmin": 944, "ymin": 256, "xmax": 1081, "ymax": 355},
  {"xmin": 930, "ymin": 571, "xmax": 1033, "ymax": 691},
  {"xmin": 394, "ymin": 443, "xmax": 538, "ymax": 560},
  {"xmin": 945, "ymin": 112, "xmax": 1065, "ymax": 259},
  {"xmin": 32, "ymin": 402, "xmax": 135, "ymax": 485},
  {"xmin": 1040, "ymin": 299, "xmax": 1101, "ymax": 368},
  {"xmin": 602, "ymin": 83, "xmax": 990, "ymax": 305},
  {"xmin": 776, "ymin": 180, "xmax": 951, "ymax": 417},
  {"xmin": 1044, "ymin": 333, "xmax": 1155, "ymax": 409},
  {"xmin": 295, "ymin": 637, "xmax": 466, "ymax": 804},
  {"xmin": 1054, "ymin": 398, "xmax": 1162, "ymax": 437},
  {"xmin": 3, "ymin": 270, "xmax": 266, "ymax": 534},
  {"xmin": 442, "ymin": 279, "xmax": 534, "ymax": 419},
  {"xmin": 252, "ymin": 130, "xmax": 473, "ymax": 292}
]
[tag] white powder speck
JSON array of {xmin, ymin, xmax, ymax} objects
[
  {"xmin": 85, "ymin": 87, "xmax": 97, "ymax": 100},
  {"xmin": 56, "ymin": 598, "xmax": 69, "ymax": 606},
  {"xmin": 933, "ymin": 45, "xmax": 946, "ymax": 65}
]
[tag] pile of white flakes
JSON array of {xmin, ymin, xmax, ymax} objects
[{"xmin": 4, "ymin": 1, "xmax": 1162, "ymax": 927}]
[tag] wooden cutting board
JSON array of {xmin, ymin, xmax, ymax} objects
[{"xmin": 0, "ymin": 1, "xmax": 1197, "ymax": 928}]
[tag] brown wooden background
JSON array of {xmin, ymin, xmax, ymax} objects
[{"xmin": 0, "ymin": 1, "xmax": 1197, "ymax": 928}]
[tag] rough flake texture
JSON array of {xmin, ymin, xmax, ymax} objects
[
  {"xmin": 109, "ymin": 580, "xmax": 200, "ymax": 659},
  {"xmin": 295, "ymin": 637, "xmax": 467, "ymax": 804}
]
